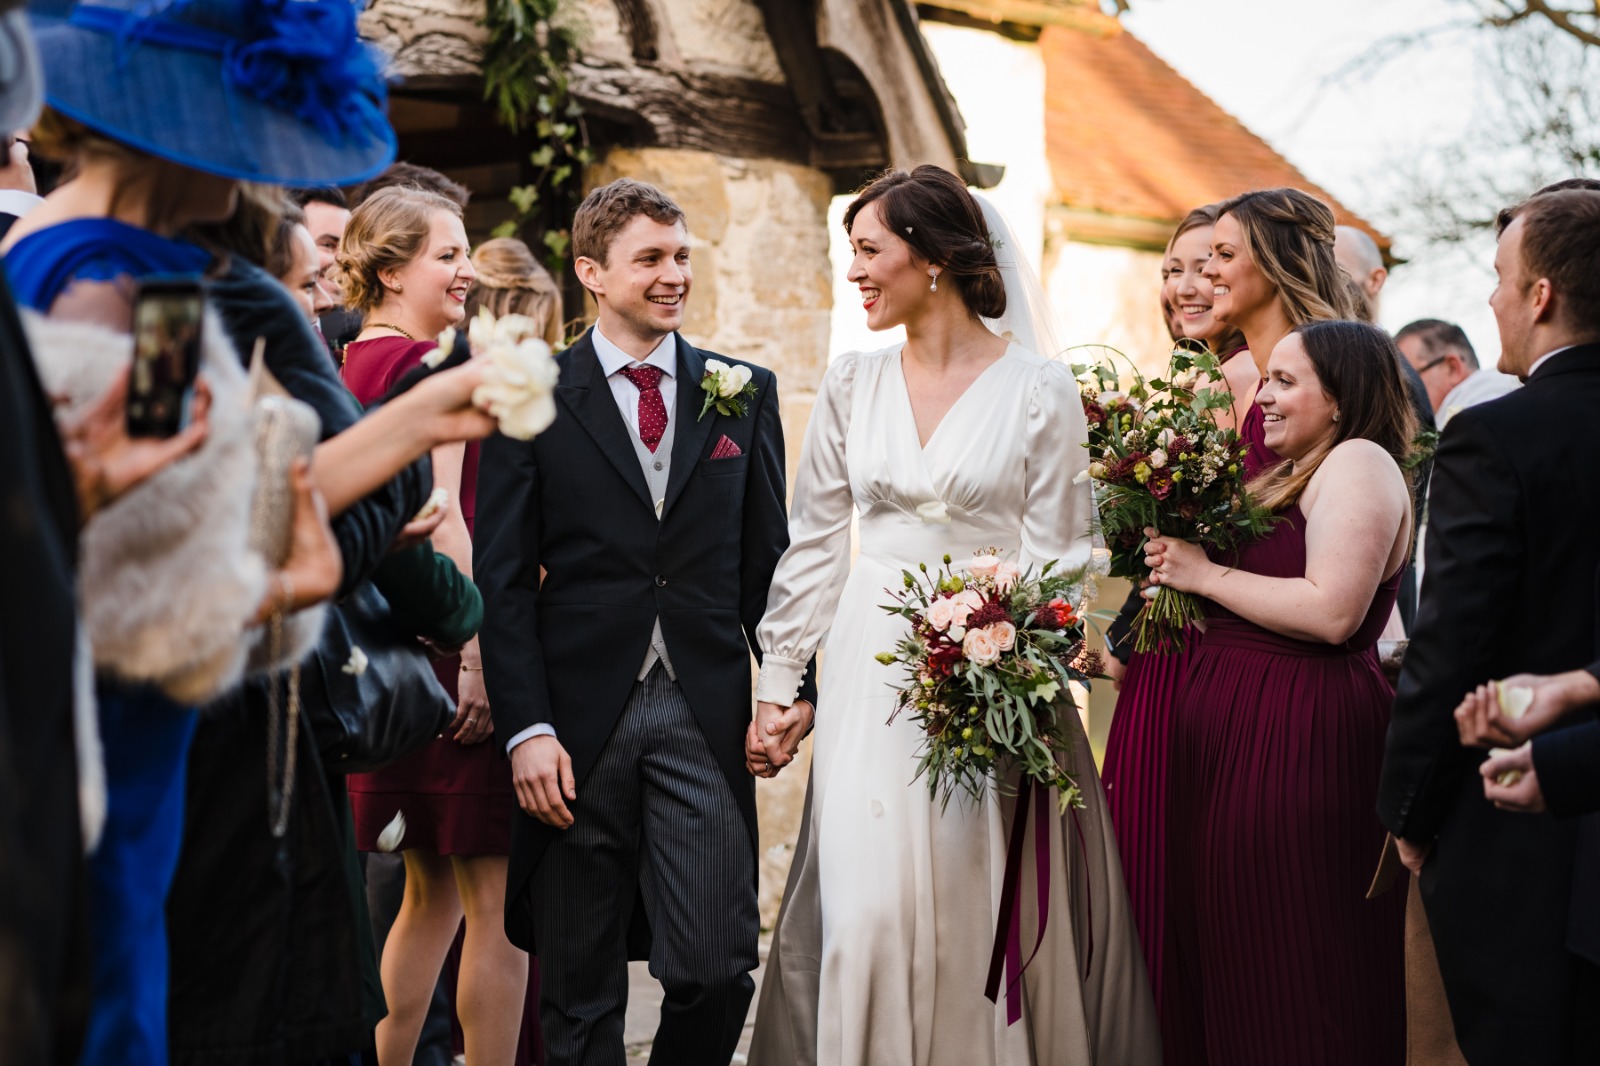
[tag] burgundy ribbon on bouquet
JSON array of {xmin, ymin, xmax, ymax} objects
[
  {"xmin": 984, "ymin": 782, "xmax": 1095, "ymax": 1025},
  {"xmin": 984, "ymin": 781, "xmax": 1050, "ymax": 1024}
]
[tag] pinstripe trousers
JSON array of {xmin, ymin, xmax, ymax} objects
[{"xmin": 533, "ymin": 665, "xmax": 758, "ymax": 1066}]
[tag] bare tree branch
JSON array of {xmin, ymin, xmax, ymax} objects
[{"xmin": 1475, "ymin": 0, "xmax": 1600, "ymax": 49}]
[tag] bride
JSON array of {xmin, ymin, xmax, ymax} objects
[{"xmin": 744, "ymin": 166, "xmax": 1160, "ymax": 1065}]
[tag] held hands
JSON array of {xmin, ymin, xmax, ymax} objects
[
  {"xmin": 1142, "ymin": 528, "xmax": 1214, "ymax": 597},
  {"xmin": 1480, "ymin": 742, "xmax": 1546, "ymax": 813},
  {"xmin": 1454, "ymin": 671, "xmax": 1600, "ymax": 749},
  {"xmin": 511, "ymin": 734, "xmax": 576, "ymax": 828},
  {"xmin": 747, "ymin": 699, "xmax": 814, "ymax": 778}
]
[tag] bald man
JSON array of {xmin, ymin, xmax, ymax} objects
[{"xmin": 1335, "ymin": 225, "xmax": 1388, "ymax": 320}]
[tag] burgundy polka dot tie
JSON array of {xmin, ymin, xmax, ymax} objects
[{"xmin": 619, "ymin": 364, "xmax": 668, "ymax": 453}]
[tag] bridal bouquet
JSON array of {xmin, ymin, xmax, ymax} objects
[
  {"xmin": 1073, "ymin": 343, "xmax": 1274, "ymax": 653},
  {"xmin": 876, "ymin": 550, "xmax": 1099, "ymax": 813}
]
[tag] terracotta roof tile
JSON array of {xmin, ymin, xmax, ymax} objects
[{"xmin": 1042, "ymin": 22, "xmax": 1388, "ymax": 249}]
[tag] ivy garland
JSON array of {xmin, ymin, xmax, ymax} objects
[{"xmin": 480, "ymin": 0, "xmax": 592, "ymax": 269}]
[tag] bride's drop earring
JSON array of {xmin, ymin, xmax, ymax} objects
[{"xmin": 928, "ymin": 269, "xmax": 938, "ymax": 292}]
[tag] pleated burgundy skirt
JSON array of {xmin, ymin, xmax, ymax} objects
[
  {"xmin": 1102, "ymin": 641, "xmax": 1193, "ymax": 1018},
  {"xmin": 1166, "ymin": 617, "xmax": 1405, "ymax": 1065}
]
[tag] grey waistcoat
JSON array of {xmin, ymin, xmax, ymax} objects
[{"xmin": 627, "ymin": 382, "xmax": 677, "ymax": 681}]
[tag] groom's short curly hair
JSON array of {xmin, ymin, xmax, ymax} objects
[
  {"xmin": 844, "ymin": 165, "xmax": 1005, "ymax": 320},
  {"xmin": 573, "ymin": 178, "xmax": 686, "ymax": 266}
]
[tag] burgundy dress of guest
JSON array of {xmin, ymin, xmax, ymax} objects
[
  {"xmin": 1164, "ymin": 505, "xmax": 1406, "ymax": 1065},
  {"xmin": 340, "ymin": 336, "xmax": 516, "ymax": 856},
  {"xmin": 1101, "ymin": 369, "xmax": 1278, "ymax": 1043}
]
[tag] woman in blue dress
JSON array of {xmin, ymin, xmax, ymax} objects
[{"xmin": 1, "ymin": 1, "xmax": 403, "ymax": 1062}]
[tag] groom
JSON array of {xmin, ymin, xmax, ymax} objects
[{"xmin": 476, "ymin": 177, "xmax": 814, "ymax": 1066}]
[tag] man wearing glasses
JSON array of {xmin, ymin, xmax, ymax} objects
[{"xmin": 1396, "ymin": 318, "xmax": 1519, "ymax": 426}]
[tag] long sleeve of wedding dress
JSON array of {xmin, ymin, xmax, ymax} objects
[
  {"xmin": 755, "ymin": 354, "xmax": 860, "ymax": 706},
  {"xmin": 1018, "ymin": 360, "xmax": 1094, "ymax": 575}
]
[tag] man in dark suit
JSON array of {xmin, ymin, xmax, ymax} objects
[
  {"xmin": 476, "ymin": 178, "xmax": 813, "ymax": 1066},
  {"xmin": 1378, "ymin": 187, "xmax": 1600, "ymax": 1064}
]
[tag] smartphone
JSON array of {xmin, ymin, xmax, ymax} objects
[{"xmin": 127, "ymin": 275, "xmax": 206, "ymax": 438}]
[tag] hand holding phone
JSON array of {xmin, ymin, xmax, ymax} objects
[{"xmin": 128, "ymin": 275, "xmax": 205, "ymax": 438}]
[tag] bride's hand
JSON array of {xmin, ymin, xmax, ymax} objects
[
  {"xmin": 755, "ymin": 699, "xmax": 813, "ymax": 770},
  {"xmin": 1143, "ymin": 527, "xmax": 1214, "ymax": 596}
]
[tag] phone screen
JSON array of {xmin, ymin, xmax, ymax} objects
[{"xmin": 128, "ymin": 278, "xmax": 205, "ymax": 438}]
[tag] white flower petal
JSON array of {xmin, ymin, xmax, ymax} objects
[
  {"xmin": 342, "ymin": 646, "xmax": 369, "ymax": 676},
  {"xmin": 1496, "ymin": 681, "xmax": 1534, "ymax": 720},
  {"xmin": 375, "ymin": 811, "xmax": 407, "ymax": 853}
]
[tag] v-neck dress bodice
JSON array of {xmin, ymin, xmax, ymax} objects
[{"xmin": 749, "ymin": 344, "xmax": 1160, "ymax": 1066}]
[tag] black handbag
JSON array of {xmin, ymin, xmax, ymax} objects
[{"xmin": 300, "ymin": 578, "xmax": 455, "ymax": 774}]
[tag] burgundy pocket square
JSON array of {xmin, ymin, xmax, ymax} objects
[{"xmin": 710, "ymin": 435, "xmax": 742, "ymax": 460}]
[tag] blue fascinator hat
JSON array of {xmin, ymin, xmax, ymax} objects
[{"xmin": 30, "ymin": 0, "xmax": 397, "ymax": 186}]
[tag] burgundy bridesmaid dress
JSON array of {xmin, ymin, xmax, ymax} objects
[
  {"xmin": 340, "ymin": 336, "xmax": 513, "ymax": 857},
  {"xmin": 1164, "ymin": 506, "xmax": 1406, "ymax": 1065},
  {"xmin": 1101, "ymin": 390, "xmax": 1280, "ymax": 1047},
  {"xmin": 340, "ymin": 336, "xmax": 545, "ymax": 1064}
]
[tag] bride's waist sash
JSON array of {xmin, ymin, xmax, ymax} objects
[{"xmin": 856, "ymin": 509, "xmax": 1012, "ymax": 572}]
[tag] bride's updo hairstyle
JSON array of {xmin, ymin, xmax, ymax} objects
[
  {"xmin": 1214, "ymin": 188, "xmax": 1359, "ymax": 326},
  {"xmin": 1249, "ymin": 319, "xmax": 1418, "ymax": 513},
  {"xmin": 844, "ymin": 165, "xmax": 1006, "ymax": 320}
]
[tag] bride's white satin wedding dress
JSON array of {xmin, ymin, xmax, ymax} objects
[{"xmin": 749, "ymin": 343, "xmax": 1160, "ymax": 1066}]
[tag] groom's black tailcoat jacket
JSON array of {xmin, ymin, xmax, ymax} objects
[
  {"xmin": 475, "ymin": 329, "xmax": 815, "ymax": 952},
  {"xmin": 1378, "ymin": 345, "xmax": 1600, "ymax": 1063}
]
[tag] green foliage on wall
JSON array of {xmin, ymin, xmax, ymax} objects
[{"xmin": 480, "ymin": 0, "xmax": 591, "ymax": 269}]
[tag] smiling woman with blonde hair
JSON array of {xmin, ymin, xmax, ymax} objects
[{"xmin": 337, "ymin": 184, "xmax": 531, "ymax": 1066}]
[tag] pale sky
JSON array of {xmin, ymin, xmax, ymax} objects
[{"xmin": 1121, "ymin": 0, "xmax": 1507, "ymax": 361}]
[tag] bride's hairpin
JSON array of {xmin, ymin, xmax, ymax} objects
[{"xmin": 905, "ymin": 226, "xmax": 914, "ymax": 234}]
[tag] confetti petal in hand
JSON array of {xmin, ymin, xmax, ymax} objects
[{"xmin": 1496, "ymin": 680, "xmax": 1534, "ymax": 720}]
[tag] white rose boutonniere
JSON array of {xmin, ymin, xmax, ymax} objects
[
  {"xmin": 698, "ymin": 358, "xmax": 757, "ymax": 420},
  {"xmin": 467, "ymin": 309, "xmax": 560, "ymax": 441}
]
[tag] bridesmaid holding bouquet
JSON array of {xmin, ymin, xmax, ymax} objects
[
  {"xmin": 1101, "ymin": 191, "xmax": 1361, "ymax": 1060},
  {"xmin": 1147, "ymin": 320, "xmax": 1414, "ymax": 1065}
]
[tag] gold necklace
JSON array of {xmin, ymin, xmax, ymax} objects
[{"xmin": 367, "ymin": 322, "xmax": 416, "ymax": 341}]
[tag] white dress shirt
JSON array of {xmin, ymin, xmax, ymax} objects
[
  {"xmin": 1526, "ymin": 344, "xmax": 1575, "ymax": 382},
  {"xmin": 506, "ymin": 325, "xmax": 680, "ymax": 754},
  {"xmin": 1437, "ymin": 369, "xmax": 1520, "ymax": 428}
]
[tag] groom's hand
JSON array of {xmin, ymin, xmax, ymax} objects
[
  {"xmin": 745, "ymin": 720, "xmax": 775, "ymax": 778},
  {"xmin": 756, "ymin": 699, "xmax": 814, "ymax": 771},
  {"xmin": 512, "ymin": 735, "xmax": 576, "ymax": 828}
]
